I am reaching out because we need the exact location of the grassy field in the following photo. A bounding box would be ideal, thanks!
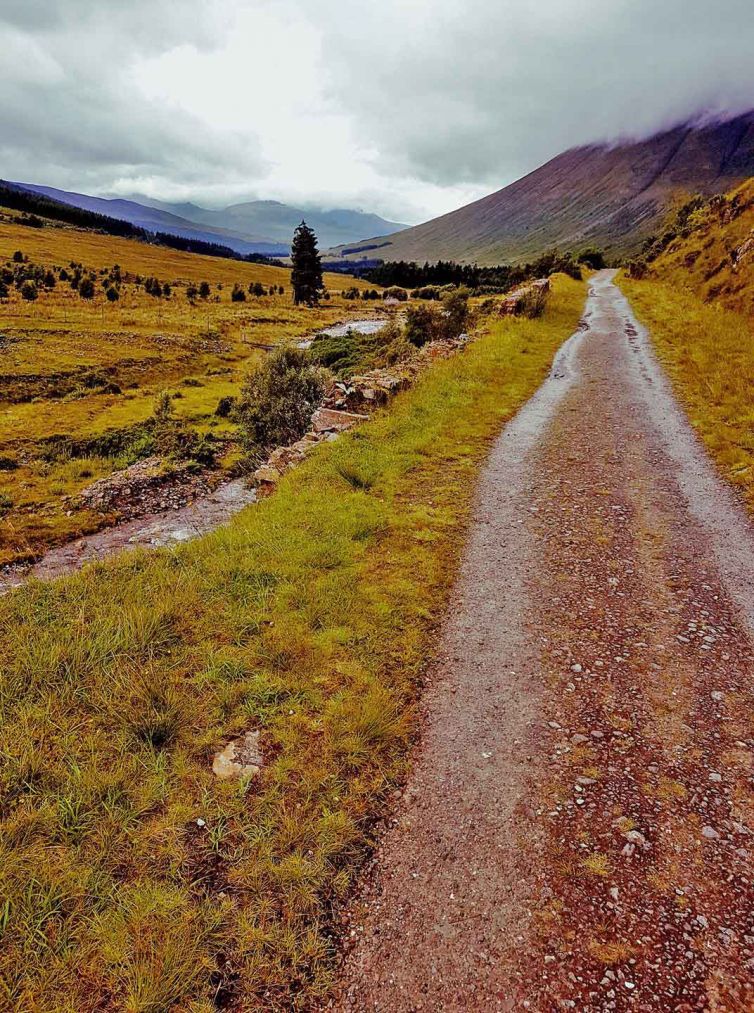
[0,212,381,565]
[0,275,586,1011]
[619,275,754,510]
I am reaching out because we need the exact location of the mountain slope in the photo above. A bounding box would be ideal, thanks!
[133,195,407,250]
[9,182,288,256]
[15,182,407,254]
[332,112,754,266]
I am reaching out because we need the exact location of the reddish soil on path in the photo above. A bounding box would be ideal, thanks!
[331,273,754,1011]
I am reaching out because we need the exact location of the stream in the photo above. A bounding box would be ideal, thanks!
[0,479,257,593]
[298,317,388,349]
[1,318,390,594]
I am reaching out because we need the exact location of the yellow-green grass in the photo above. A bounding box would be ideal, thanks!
[619,275,754,510]
[0,216,383,564]
[644,178,754,315]
[0,275,586,1011]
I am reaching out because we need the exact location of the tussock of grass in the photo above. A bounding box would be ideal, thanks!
[619,275,754,510]
[581,853,612,878]
[0,276,585,1010]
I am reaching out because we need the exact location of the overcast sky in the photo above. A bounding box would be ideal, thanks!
[2,0,754,223]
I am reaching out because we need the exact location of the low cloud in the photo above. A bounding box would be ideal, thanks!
[313,0,754,191]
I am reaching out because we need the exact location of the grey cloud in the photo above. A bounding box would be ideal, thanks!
[314,0,754,191]
[0,0,263,192]
[4,0,754,216]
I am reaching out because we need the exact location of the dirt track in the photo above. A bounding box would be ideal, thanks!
[332,272,754,1011]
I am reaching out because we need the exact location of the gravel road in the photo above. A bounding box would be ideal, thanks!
[332,272,754,1011]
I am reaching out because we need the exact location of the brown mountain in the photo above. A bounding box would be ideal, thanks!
[332,112,754,266]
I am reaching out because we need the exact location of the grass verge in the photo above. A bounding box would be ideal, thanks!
[619,275,754,510]
[0,275,585,1011]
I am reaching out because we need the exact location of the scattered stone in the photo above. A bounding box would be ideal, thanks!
[78,455,215,520]
[213,730,263,780]
[625,830,648,847]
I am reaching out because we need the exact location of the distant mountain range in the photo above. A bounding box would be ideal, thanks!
[330,112,754,266]
[7,182,408,256]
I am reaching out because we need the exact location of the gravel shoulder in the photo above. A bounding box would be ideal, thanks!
[331,271,754,1011]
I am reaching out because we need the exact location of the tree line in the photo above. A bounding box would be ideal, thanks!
[358,250,596,291]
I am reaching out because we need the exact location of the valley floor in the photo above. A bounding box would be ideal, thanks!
[0,276,585,1010]
[333,273,754,1010]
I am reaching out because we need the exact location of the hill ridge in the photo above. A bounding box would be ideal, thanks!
[331,111,754,266]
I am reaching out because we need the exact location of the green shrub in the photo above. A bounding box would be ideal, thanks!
[379,334,417,366]
[215,395,237,418]
[236,347,327,463]
[441,287,470,337]
[577,248,606,270]
[404,304,439,347]
[79,278,95,299]
[20,280,38,301]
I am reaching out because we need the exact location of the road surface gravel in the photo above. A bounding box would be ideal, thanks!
[331,272,754,1011]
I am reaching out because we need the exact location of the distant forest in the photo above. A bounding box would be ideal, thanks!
[0,182,283,266]
[327,249,590,291]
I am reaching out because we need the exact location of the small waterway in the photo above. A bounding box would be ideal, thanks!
[1,318,389,593]
[298,317,388,349]
[0,478,257,593]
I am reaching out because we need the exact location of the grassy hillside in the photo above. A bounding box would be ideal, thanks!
[620,275,754,512]
[618,177,754,512]
[0,211,378,566]
[331,112,754,266]
[635,178,754,315]
[0,275,586,1012]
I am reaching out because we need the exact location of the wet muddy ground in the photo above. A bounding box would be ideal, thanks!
[0,478,256,592]
[332,272,754,1011]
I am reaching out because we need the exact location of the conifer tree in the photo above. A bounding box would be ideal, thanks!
[290,221,323,306]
